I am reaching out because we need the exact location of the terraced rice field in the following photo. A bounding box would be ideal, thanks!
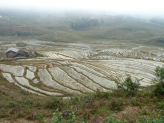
[0,41,163,97]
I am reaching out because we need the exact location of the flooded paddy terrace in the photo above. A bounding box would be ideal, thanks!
[0,40,164,97]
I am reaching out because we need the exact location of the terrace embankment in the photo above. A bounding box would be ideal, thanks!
[0,41,163,97]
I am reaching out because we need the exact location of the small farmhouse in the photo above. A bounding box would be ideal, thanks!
[5,48,28,59]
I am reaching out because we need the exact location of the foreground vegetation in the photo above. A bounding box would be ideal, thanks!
[0,66,164,123]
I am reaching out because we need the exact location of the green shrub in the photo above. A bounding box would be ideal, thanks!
[137,116,164,123]
[0,74,6,81]
[153,82,164,97]
[37,113,44,121]
[22,99,34,105]
[117,76,141,97]
[94,89,110,99]
[154,66,164,81]
[108,98,124,111]
[131,97,140,106]
[33,100,43,108]
[83,93,95,108]
[44,97,64,110]
[51,108,77,123]
[153,66,164,97]
[8,100,18,108]
[156,37,164,43]
[105,114,128,123]
[156,100,164,109]
[70,96,80,105]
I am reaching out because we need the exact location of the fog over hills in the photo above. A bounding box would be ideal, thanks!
[0,0,164,17]
[0,7,164,47]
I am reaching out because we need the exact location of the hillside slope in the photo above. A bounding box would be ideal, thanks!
[0,10,164,46]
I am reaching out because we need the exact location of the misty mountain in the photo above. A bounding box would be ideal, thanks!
[0,9,164,46]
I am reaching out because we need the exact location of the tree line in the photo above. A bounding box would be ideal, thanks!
[156,37,164,43]
[70,18,103,30]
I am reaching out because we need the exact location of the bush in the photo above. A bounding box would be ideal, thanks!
[156,37,164,43]
[137,116,164,123]
[94,89,110,99]
[22,99,33,105]
[154,66,164,81]
[44,97,64,110]
[156,100,164,109]
[105,114,128,123]
[153,66,164,97]
[8,101,18,108]
[117,76,141,97]
[51,109,77,123]
[0,74,6,81]
[108,98,124,111]
[70,96,80,105]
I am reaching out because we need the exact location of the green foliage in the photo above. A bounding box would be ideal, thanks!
[137,116,164,123]
[153,66,164,97]
[119,28,132,31]
[37,113,44,121]
[33,100,43,108]
[83,93,95,108]
[105,114,128,123]
[117,76,141,97]
[131,97,139,106]
[70,18,101,30]
[70,96,80,105]
[156,100,164,109]
[140,109,150,115]
[150,18,164,25]
[22,99,33,105]
[0,89,6,96]
[108,98,124,111]
[44,97,64,110]
[0,74,6,81]
[20,89,29,95]
[8,100,18,108]
[51,108,77,123]
[16,31,33,36]
[156,37,164,43]
[155,66,164,81]
[153,82,164,97]
[94,89,110,99]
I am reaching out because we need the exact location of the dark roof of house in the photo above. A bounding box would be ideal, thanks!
[5,48,19,53]
[12,50,28,58]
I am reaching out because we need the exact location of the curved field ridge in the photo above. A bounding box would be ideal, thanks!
[2,73,16,83]
[71,66,117,89]
[15,77,63,96]
[60,66,106,91]
[42,52,73,59]
[1,54,163,96]
[49,67,93,93]
[2,73,44,96]
[2,41,164,97]
[38,69,82,95]
[23,65,37,72]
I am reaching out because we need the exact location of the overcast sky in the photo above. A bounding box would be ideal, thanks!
[0,0,164,16]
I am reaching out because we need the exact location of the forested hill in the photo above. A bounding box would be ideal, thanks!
[1,9,164,46]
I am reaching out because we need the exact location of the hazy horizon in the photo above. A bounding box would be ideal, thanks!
[0,0,164,17]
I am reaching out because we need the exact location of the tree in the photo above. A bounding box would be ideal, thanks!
[156,37,164,43]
